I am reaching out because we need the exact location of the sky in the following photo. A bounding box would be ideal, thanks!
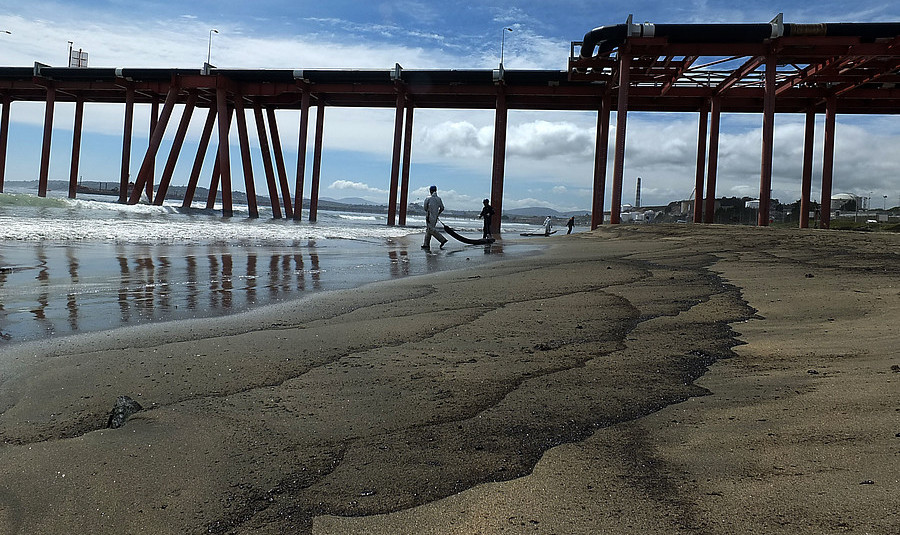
[1,1,899,213]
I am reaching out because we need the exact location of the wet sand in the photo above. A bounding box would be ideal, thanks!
[1,224,897,534]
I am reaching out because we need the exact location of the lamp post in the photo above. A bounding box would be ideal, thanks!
[500,27,513,67]
[207,29,219,66]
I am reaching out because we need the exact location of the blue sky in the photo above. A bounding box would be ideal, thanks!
[1,1,900,211]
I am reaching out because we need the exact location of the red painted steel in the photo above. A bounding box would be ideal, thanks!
[489,89,508,236]
[610,52,630,225]
[693,104,708,224]
[387,89,405,226]
[757,54,776,226]
[704,97,721,223]
[252,100,282,218]
[183,106,217,208]
[155,91,198,205]
[398,102,414,226]
[821,96,837,229]
[591,94,611,229]
[68,96,84,199]
[233,93,260,218]
[215,85,233,217]
[38,84,55,197]
[293,89,310,219]
[147,98,159,203]
[206,154,220,210]
[119,85,134,203]
[309,103,325,222]
[129,86,178,204]
[266,106,294,219]
[0,93,9,192]
[799,108,816,228]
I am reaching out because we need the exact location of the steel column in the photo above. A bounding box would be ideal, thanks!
[206,154,221,210]
[266,106,293,219]
[147,98,159,202]
[489,88,508,236]
[704,97,721,223]
[119,85,134,203]
[799,107,816,228]
[233,94,260,218]
[129,86,178,204]
[216,84,233,217]
[610,51,630,225]
[309,102,325,222]
[693,103,709,223]
[398,102,414,226]
[387,89,405,226]
[0,93,9,192]
[758,54,776,226]
[294,89,310,219]
[591,94,611,229]
[38,83,56,197]
[252,100,282,218]
[183,106,217,208]
[68,95,84,199]
[155,92,198,205]
[820,96,837,230]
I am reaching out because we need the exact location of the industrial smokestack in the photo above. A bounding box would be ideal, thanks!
[635,177,641,208]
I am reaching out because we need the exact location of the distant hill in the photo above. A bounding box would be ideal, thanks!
[320,196,382,206]
[505,207,589,218]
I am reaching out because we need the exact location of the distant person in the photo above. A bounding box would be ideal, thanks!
[542,216,552,236]
[422,185,448,250]
[478,198,495,239]
[566,216,575,234]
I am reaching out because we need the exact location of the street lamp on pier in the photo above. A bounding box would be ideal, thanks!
[500,27,513,67]
[207,28,218,66]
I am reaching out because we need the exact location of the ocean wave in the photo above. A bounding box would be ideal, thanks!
[0,192,71,208]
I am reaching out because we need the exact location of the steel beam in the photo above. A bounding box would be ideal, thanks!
[154,91,198,205]
[38,83,55,197]
[309,102,325,222]
[183,106,217,208]
[205,154,220,210]
[610,52,630,224]
[820,96,837,229]
[704,97,721,223]
[758,54,776,226]
[0,93,9,192]
[799,107,816,228]
[68,95,84,199]
[591,93,611,229]
[266,106,293,218]
[252,100,282,218]
[129,85,178,204]
[233,93,259,218]
[693,103,709,223]
[119,85,134,203]
[294,89,310,219]
[147,97,159,202]
[387,88,405,226]
[215,84,233,217]
[489,88,508,236]
[398,102,414,226]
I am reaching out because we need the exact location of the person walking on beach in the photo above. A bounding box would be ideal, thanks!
[566,216,575,234]
[542,216,552,236]
[422,185,448,250]
[478,198,495,239]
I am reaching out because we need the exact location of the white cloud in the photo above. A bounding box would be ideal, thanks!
[328,180,387,195]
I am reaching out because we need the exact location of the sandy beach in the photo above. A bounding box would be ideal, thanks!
[1,224,897,534]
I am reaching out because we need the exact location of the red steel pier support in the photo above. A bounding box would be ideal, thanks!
[38,83,55,197]
[387,87,405,226]
[591,94,611,229]
[398,102,414,226]
[0,93,9,192]
[704,97,722,223]
[68,95,84,199]
[758,53,776,226]
[693,103,709,223]
[129,86,178,204]
[233,93,260,218]
[147,97,159,203]
[252,100,282,218]
[489,87,508,236]
[155,91,198,205]
[820,96,837,229]
[266,106,294,219]
[294,89,311,219]
[119,85,134,203]
[183,106,217,208]
[799,108,816,228]
[215,83,234,217]
[309,101,325,222]
[610,50,630,224]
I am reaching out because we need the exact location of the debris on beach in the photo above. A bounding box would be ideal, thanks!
[106,395,144,429]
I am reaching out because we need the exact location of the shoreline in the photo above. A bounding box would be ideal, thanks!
[1,225,898,533]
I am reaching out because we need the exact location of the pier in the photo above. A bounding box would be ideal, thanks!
[1,16,898,230]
